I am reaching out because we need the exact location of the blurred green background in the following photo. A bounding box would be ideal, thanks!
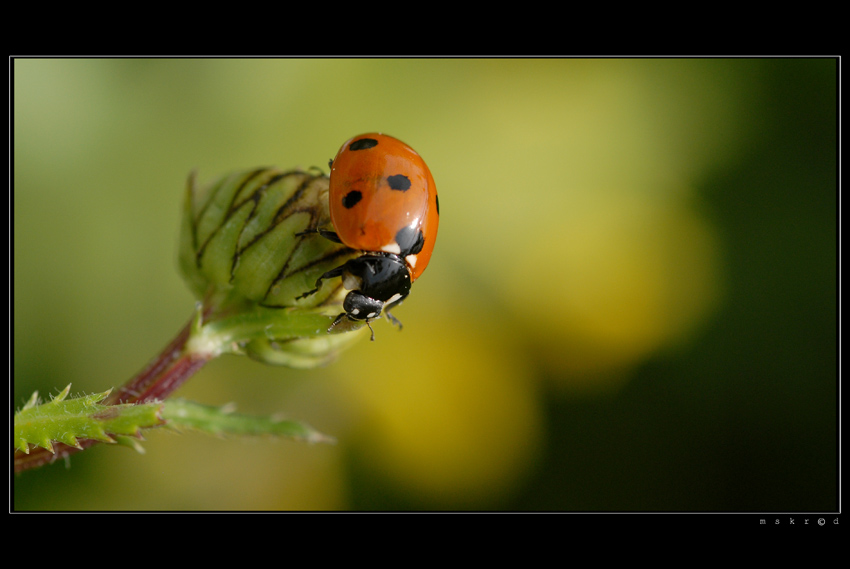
[13,58,836,511]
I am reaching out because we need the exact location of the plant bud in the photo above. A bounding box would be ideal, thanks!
[179,167,366,366]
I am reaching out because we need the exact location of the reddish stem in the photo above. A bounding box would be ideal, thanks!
[14,314,213,473]
[104,317,206,405]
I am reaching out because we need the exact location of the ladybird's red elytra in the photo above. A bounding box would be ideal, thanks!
[297,133,439,340]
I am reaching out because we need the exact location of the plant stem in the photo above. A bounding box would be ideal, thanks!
[103,317,209,405]
[14,312,214,473]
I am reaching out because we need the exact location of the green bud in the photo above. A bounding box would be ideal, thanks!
[179,168,367,366]
[181,168,354,306]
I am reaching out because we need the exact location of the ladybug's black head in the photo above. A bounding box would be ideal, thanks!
[326,292,382,341]
[343,291,384,322]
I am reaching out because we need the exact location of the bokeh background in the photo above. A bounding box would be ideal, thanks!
[13,58,837,511]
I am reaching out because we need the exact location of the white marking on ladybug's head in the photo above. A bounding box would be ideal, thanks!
[350,307,360,316]
[367,311,378,319]
[381,242,401,255]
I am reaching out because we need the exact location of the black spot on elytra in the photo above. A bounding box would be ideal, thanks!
[342,190,362,209]
[349,138,378,151]
[435,193,440,215]
[387,174,411,191]
[395,226,425,256]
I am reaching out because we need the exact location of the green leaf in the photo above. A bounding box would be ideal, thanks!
[162,399,335,444]
[14,385,165,454]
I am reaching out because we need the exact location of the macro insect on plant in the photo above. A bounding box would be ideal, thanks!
[298,133,440,340]
[14,133,439,472]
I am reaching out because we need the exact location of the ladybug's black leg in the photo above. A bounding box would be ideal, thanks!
[296,264,346,300]
[295,228,343,243]
[384,311,403,330]
[383,297,405,331]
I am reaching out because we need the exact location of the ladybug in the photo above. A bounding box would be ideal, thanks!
[298,133,439,340]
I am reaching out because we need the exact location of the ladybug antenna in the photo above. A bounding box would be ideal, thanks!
[366,319,376,341]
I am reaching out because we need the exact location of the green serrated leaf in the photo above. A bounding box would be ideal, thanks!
[14,384,165,454]
[162,399,335,444]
